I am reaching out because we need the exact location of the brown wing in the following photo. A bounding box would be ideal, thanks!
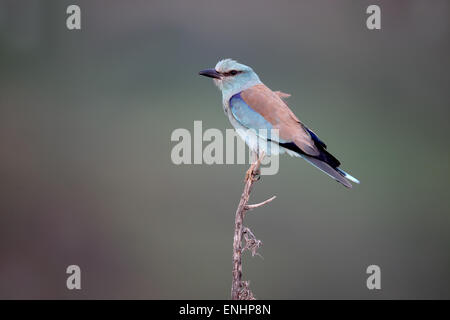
[240,84,320,156]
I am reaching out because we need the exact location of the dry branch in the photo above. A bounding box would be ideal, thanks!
[231,153,275,300]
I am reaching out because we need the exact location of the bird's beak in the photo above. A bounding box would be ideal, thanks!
[198,69,222,79]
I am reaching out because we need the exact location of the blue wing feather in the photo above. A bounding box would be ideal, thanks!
[305,128,327,149]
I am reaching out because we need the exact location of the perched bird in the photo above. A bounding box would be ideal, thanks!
[199,59,360,188]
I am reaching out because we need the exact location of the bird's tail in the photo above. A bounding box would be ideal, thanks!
[336,168,360,184]
[300,154,359,188]
[280,145,360,188]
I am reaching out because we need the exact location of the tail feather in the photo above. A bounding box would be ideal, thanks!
[336,168,360,184]
[279,143,359,188]
[300,154,353,188]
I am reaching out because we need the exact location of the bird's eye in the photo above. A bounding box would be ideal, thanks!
[230,70,238,76]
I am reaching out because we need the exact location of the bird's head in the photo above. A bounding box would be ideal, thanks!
[199,59,261,95]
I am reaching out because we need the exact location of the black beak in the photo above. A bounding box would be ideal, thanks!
[199,69,222,79]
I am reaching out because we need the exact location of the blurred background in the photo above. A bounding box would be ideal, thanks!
[0,0,449,299]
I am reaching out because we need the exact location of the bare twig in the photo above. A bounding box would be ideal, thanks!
[231,152,275,300]
[245,196,277,212]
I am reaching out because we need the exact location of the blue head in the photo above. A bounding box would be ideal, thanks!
[199,59,262,98]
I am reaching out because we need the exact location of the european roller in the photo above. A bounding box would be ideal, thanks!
[199,59,360,188]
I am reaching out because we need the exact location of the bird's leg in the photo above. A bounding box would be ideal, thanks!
[245,151,263,182]
[245,164,256,182]
[245,151,256,182]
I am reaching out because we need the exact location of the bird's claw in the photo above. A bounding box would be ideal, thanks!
[245,165,261,182]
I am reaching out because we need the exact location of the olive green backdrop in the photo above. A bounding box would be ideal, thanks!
[0,0,449,299]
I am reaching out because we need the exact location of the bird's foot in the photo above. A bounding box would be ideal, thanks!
[245,164,261,182]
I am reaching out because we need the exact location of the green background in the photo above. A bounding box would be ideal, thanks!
[0,0,449,299]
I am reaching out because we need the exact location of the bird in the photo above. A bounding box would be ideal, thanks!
[198,59,360,188]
